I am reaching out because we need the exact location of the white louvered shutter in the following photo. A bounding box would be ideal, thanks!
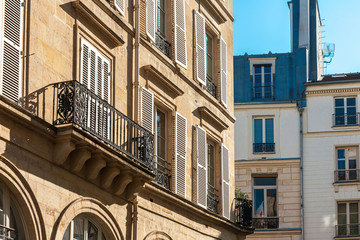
[175,112,187,197]
[174,0,187,68]
[0,0,24,103]
[114,0,125,16]
[141,87,154,133]
[222,144,230,219]
[196,125,207,208]
[79,39,111,138]
[220,37,227,107]
[194,10,206,85]
[146,0,156,42]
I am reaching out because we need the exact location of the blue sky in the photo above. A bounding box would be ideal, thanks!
[233,0,360,74]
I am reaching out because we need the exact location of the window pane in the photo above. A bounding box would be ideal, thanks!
[73,218,84,240]
[254,189,264,217]
[254,177,276,186]
[335,98,344,107]
[254,75,262,86]
[349,160,357,169]
[350,203,358,213]
[335,108,345,115]
[349,148,357,158]
[338,214,346,225]
[347,98,356,106]
[264,73,271,86]
[88,221,98,240]
[265,118,274,143]
[254,119,263,143]
[207,143,215,187]
[0,184,3,226]
[62,224,71,240]
[264,66,271,73]
[347,107,356,115]
[338,160,345,170]
[338,149,345,159]
[267,189,277,217]
[10,199,25,240]
[338,203,347,214]
[254,66,261,74]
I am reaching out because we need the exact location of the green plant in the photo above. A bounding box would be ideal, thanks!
[235,188,249,199]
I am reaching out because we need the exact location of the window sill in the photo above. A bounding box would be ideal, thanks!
[333,181,360,192]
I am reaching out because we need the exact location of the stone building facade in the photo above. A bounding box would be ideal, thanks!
[0,0,252,239]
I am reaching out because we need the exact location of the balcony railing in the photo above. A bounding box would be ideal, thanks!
[252,217,279,229]
[253,143,275,153]
[252,86,274,100]
[335,169,360,183]
[154,157,171,190]
[0,225,16,240]
[53,80,154,170]
[333,113,360,127]
[206,78,217,98]
[207,184,219,213]
[155,32,171,58]
[234,198,253,227]
[336,224,360,237]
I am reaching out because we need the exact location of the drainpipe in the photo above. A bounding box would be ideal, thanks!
[132,197,138,240]
[134,0,140,123]
[297,104,304,240]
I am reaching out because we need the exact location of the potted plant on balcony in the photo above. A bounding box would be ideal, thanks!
[235,188,253,227]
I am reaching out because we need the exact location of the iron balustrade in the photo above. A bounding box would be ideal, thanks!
[207,184,219,213]
[252,217,279,229]
[154,157,171,190]
[334,169,360,182]
[253,143,275,153]
[53,80,154,170]
[0,225,16,240]
[234,198,253,227]
[333,113,360,126]
[206,78,217,98]
[336,224,360,237]
[155,32,171,58]
[252,86,274,100]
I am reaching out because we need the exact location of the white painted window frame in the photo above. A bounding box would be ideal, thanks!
[252,177,277,218]
[253,117,274,144]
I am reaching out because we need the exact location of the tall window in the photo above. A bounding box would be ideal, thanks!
[63,216,107,240]
[253,64,273,99]
[207,141,217,212]
[336,147,358,182]
[253,177,278,229]
[154,107,170,189]
[253,117,274,153]
[334,97,357,126]
[337,202,359,237]
[0,183,26,240]
[156,0,165,37]
[205,33,216,98]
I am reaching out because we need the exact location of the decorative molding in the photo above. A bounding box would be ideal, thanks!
[199,0,227,24]
[198,106,229,131]
[72,0,125,47]
[306,88,360,95]
[144,65,184,97]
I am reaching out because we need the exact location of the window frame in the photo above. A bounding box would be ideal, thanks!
[252,177,278,218]
[337,202,360,237]
[336,147,359,182]
[156,0,166,37]
[252,64,273,99]
[334,97,357,126]
[205,32,214,84]
[154,106,168,167]
[63,216,107,240]
[253,116,275,153]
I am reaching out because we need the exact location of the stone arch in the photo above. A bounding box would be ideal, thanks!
[51,197,124,240]
[144,231,173,240]
[0,156,46,239]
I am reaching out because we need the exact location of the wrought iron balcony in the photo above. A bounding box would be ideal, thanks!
[234,198,253,227]
[253,143,275,153]
[252,217,279,229]
[207,184,219,213]
[206,78,217,98]
[333,113,360,127]
[252,86,274,100]
[53,80,154,170]
[334,169,360,183]
[155,32,171,58]
[336,224,360,237]
[0,225,16,240]
[154,157,171,190]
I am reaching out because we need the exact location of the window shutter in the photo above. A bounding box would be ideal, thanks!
[194,10,206,85]
[0,0,24,103]
[175,112,187,197]
[174,0,187,68]
[222,144,230,219]
[220,37,227,107]
[140,87,154,133]
[146,0,156,42]
[196,125,207,208]
[114,0,125,16]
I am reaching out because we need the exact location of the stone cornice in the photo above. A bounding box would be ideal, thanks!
[306,88,360,96]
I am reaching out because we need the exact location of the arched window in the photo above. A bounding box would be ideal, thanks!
[63,216,107,240]
[0,183,26,240]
